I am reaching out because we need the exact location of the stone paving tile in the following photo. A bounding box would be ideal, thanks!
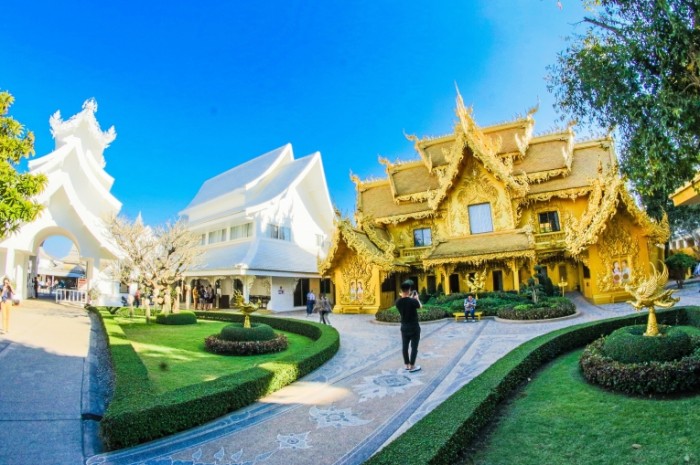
[88,285,700,465]
[0,300,90,465]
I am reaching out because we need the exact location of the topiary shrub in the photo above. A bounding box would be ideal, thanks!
[205,322,287,355]
[602,325,694,364]
[205,333,288,355]
[219,322,276,341]
[497,297,575,320]
[580,336,700,396]
[155,311,197,325]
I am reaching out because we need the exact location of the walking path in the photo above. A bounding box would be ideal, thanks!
[2,286,700,465]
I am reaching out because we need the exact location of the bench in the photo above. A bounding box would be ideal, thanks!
[453,311,483,321]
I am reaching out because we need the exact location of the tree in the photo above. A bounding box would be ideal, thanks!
[548,0,700,228]
[0,91,47,238]
[108,215,202,315]
[665,252,696,288]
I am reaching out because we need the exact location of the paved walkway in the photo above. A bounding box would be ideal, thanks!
[2,287,700,465]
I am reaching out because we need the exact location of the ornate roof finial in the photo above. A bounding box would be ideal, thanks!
[403,130,419,144]
[349,171,362,187]
[82,98,98,113]
[526,99,540,118]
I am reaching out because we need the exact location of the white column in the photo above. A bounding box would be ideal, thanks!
[4,248,15,280]
[14,251,27,300]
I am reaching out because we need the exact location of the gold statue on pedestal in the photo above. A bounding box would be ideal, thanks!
[466,270,487,298]
[232,290,260,328]
[624,263,679,336]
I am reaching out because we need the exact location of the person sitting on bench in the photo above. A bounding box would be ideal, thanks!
[464,294,477,321]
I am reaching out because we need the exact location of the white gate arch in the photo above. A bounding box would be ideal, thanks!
[0,99,123,304]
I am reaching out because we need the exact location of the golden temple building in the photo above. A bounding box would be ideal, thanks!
[319,94,669,312]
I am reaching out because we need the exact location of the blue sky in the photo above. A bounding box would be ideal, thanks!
[2,1,588,255]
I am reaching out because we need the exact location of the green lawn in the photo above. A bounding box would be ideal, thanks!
[468,341,700,465]
[115,316,314,393]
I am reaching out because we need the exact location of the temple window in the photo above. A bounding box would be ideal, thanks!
[468,203,493,234]
[267,224,291,241]
[413,228,432,247]
[230,223,252,240]
[538,211,561,233]
[200,234,206,245]
[208,228,227,244]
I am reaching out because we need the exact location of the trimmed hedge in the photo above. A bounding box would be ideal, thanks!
[378,293,576,322]
[219,322,276,341]
[375,305,448,323]
[155,311,198,325]
[496,297,576,320]
[93,308,339,450]
[580,337,700,395]
[602,325,694,363]
[365,307,700,465]
[205,333,288,355]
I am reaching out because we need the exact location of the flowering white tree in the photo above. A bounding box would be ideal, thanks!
[107,215,201,315]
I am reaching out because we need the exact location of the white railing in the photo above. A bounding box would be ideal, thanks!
[55,289,87,305]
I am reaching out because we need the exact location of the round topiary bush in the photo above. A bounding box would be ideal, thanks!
[204,333,288,355]
[155,311,198,325]
[602,325,694,364]
[204,322,288,355]
[580,326,700,396]
[219,323,276,341]
[496,297,575,320]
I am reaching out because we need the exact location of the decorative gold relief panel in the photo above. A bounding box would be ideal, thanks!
[339,255,377,305]
[595,218,641,292]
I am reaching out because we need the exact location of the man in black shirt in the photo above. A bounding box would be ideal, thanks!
[396,279,422,372]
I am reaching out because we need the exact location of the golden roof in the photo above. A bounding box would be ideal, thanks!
[526,142,614,198]
[419,137,454,169]
[389,162,441,199]
[513,133,572,176]
[423,229,535,267]
[358,182,432,223]
[483,119,534,156]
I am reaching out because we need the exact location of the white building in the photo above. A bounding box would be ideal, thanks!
[180,143,334,312]
[0,99,122,303]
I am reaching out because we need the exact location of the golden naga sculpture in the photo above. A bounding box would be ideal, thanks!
[466,270,487,298]
[624,263,679,337]
[232,290,260,329]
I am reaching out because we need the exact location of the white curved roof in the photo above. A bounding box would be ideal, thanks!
[183,143,292,211]
[189,237,318,276]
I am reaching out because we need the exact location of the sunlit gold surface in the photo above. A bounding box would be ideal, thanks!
[231,290,259,329]
[625,263,679,336]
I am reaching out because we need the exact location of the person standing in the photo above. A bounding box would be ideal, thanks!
[396,279,422,372]
[306,290,316,317]
[319,294,332,325]
[1,277,14,333]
